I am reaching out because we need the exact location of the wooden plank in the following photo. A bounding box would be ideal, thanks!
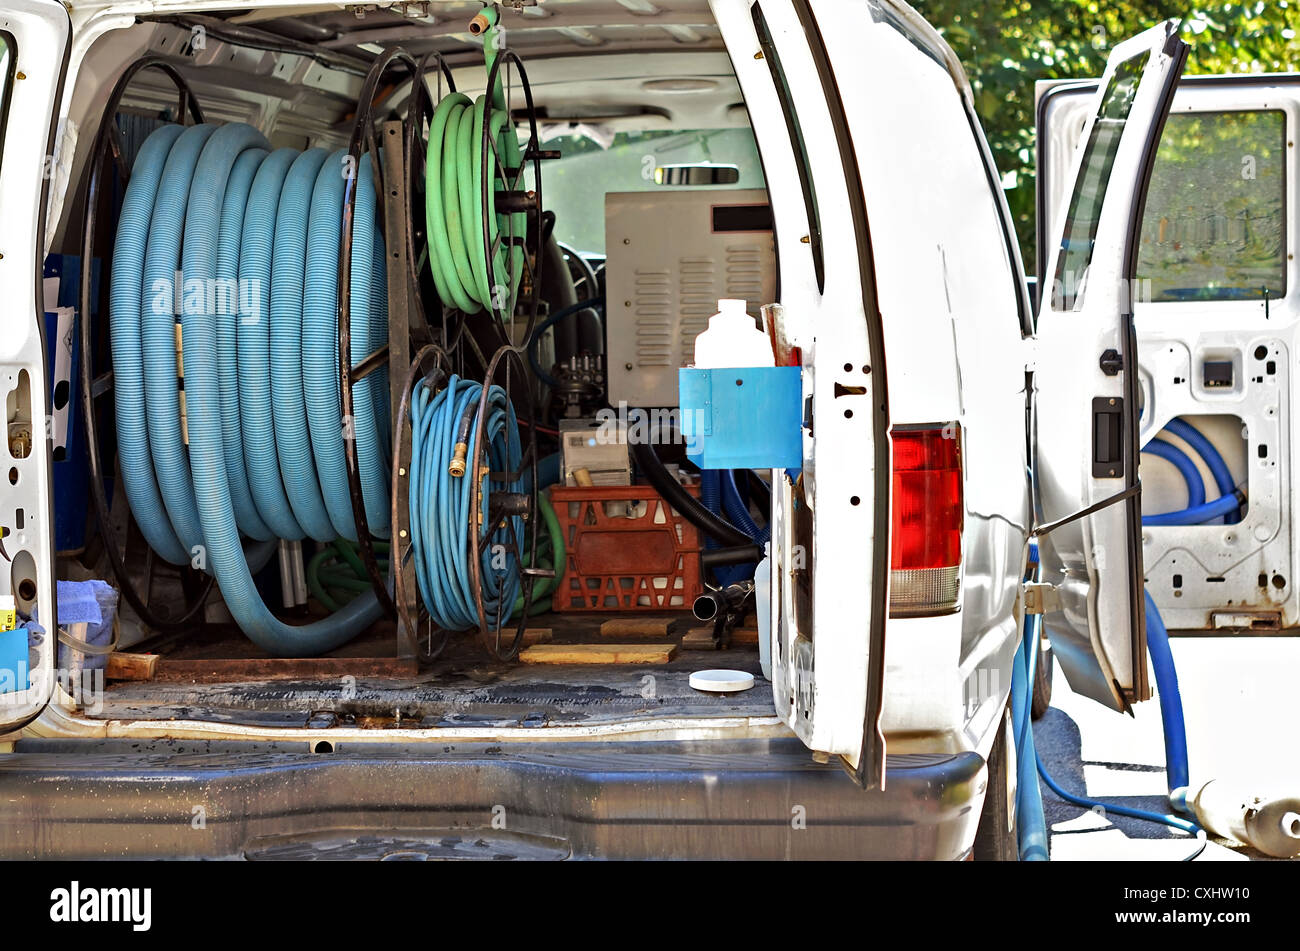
[682,625,758,649]
[681,626,717,650]
[599,617,674,638]
[519,643,677,665]
[105,652,159,682]
[519,627,554,646]
[153,657,419,683]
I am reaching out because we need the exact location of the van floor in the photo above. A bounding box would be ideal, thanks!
[90,613,773,728]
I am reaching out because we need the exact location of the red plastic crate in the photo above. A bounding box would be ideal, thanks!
[550,484,703,612]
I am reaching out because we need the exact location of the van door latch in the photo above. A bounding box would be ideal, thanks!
[1020,582,1060,616]
[1099,349,1123,376]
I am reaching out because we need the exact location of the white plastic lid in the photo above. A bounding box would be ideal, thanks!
[689,669,756,693]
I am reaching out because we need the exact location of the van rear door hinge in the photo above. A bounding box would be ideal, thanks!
[1020,582,1060,616]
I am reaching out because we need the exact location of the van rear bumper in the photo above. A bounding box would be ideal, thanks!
[0,737,985,859]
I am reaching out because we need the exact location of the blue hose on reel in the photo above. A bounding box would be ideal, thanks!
[110,122,391,655]
[407,373,524,631]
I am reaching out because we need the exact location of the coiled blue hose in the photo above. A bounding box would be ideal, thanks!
[408,374,524,630]
[110,122,391,655]
[1141,418,1242,525]
[1142,439,1205,510]
[1165,417,1239,524]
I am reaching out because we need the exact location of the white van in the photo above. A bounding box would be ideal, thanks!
[0,0,1186,859]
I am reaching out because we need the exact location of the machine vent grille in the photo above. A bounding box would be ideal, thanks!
[633,269,672,367]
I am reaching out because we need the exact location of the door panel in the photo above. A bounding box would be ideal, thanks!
[711,0,889,786]
[1033,23,1188,710]
[0,0,71,731]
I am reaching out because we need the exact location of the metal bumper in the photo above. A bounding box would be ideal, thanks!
[0,737,986,859]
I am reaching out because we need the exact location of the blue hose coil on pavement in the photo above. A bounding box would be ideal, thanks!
[109,122,391,655]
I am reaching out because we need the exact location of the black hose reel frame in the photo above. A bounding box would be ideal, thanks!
[468,344,542,661]
[77,57,213,632]
[389,343,456,660]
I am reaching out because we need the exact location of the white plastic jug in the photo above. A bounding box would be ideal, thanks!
[756,541,772,681]
[693,299,775,369]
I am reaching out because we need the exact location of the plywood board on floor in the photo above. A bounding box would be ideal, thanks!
[519,643,677,664]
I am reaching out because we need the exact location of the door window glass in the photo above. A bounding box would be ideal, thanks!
[1051,52,1150,310]
[1137,110,1286,302]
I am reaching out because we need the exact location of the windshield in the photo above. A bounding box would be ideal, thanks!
[536,127,765,254]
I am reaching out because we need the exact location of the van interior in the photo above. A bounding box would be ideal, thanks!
[24,0,795,730]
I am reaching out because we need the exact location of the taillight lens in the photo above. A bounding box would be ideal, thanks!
[890,425,963,616]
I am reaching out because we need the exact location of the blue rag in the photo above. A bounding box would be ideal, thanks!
[33,580,118,672]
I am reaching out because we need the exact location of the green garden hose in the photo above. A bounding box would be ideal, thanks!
[307,540,390,613]
[511,488,564,618]
[425,4,526,317]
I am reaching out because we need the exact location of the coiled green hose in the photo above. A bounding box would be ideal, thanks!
[425,3,526,317]
[110,122,390,655]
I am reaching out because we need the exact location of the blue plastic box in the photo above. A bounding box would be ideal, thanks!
[678,365,803,470]
[0,626,29,695]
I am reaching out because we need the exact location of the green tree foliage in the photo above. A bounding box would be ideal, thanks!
[912,0,1300,275]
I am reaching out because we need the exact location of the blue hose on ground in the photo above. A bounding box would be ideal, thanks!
[1145,589,1192,810]
[1014,545,1200,860]
[110,122,390,654]
[1011,600,1049,860]
[408,374,524,630]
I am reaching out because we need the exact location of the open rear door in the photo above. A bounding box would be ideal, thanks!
[711,0,891,787]
[0,0,70,731]
[1033,23,1188,710]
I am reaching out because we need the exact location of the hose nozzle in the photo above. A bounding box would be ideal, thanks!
[469,5,497,35]
[449,442,469,478]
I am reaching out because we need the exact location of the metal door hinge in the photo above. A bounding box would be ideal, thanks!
[1020,582,1060,616]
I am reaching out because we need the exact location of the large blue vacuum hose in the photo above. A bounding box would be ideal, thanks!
[110,122,391,655]
[1145,589,1191,809]
[1011,601,1049,860]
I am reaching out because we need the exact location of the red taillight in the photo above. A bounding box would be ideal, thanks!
[890,425,963,616]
